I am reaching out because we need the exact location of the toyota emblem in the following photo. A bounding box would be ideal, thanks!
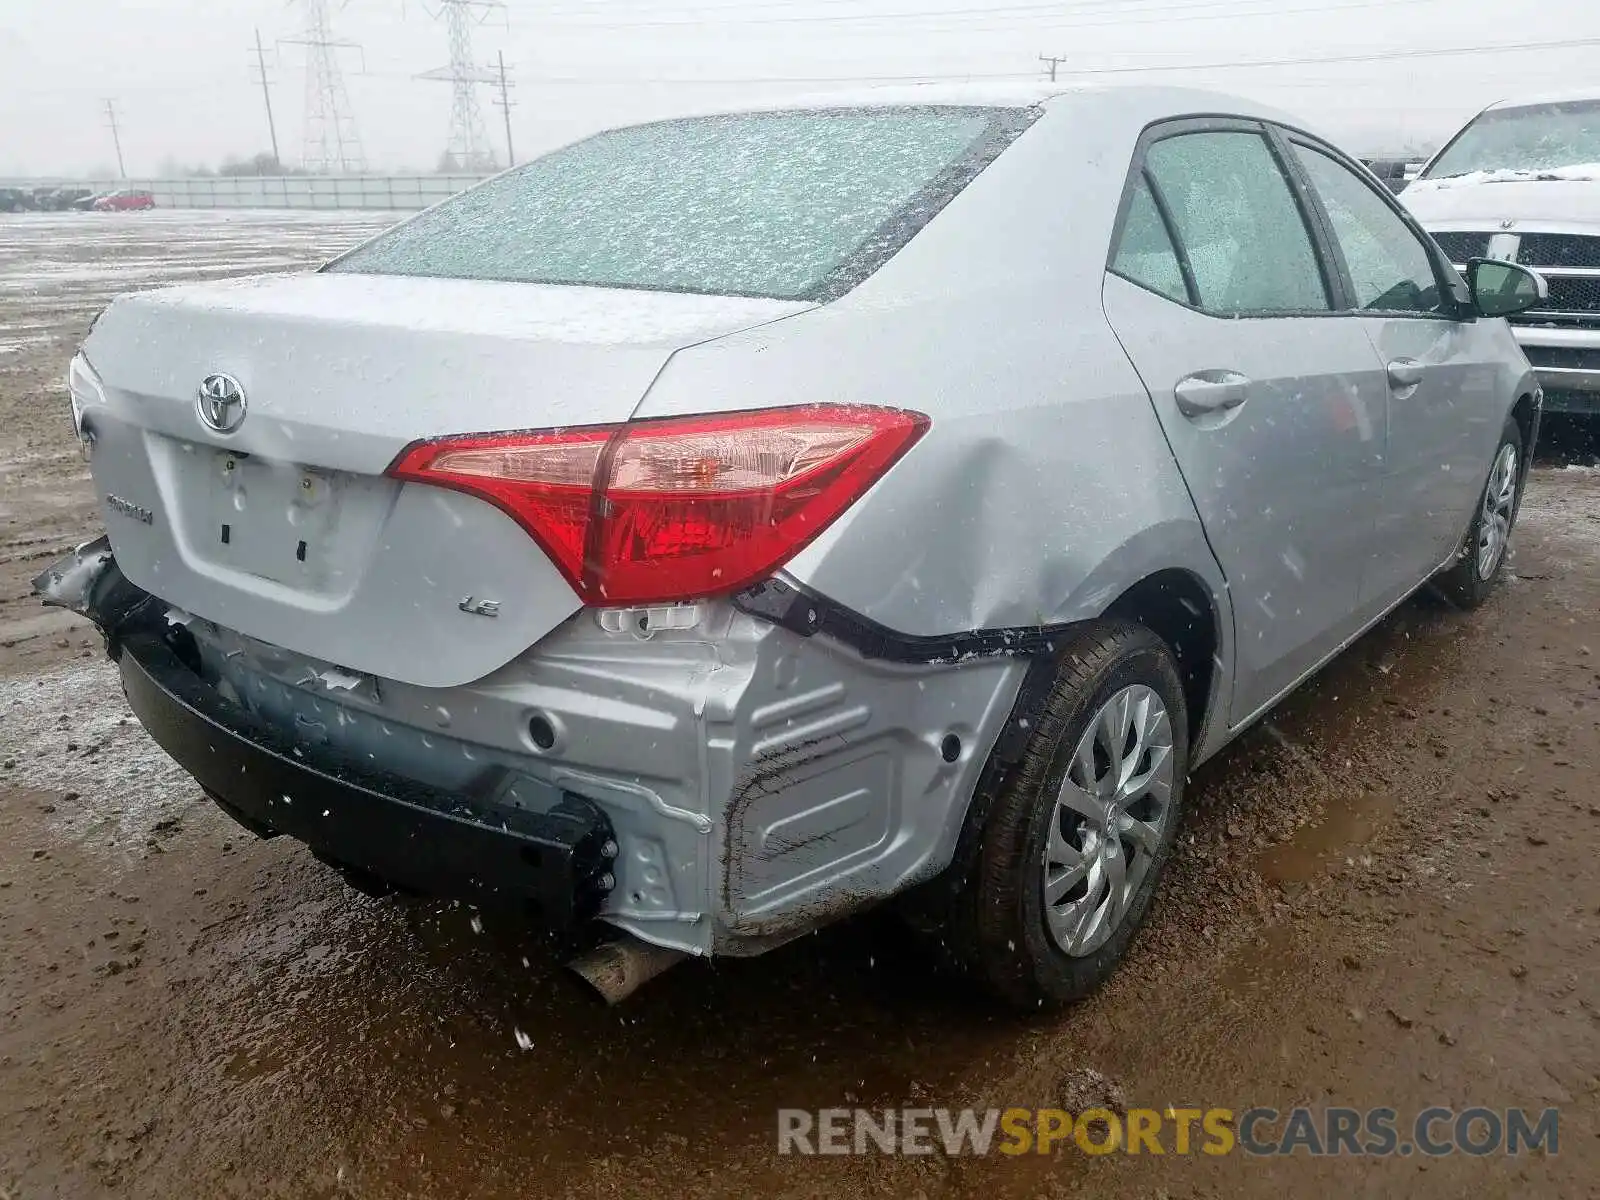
[197,373,247,433]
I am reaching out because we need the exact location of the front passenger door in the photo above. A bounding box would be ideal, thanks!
[1284,138,1504,608]
[1101,122,1391,726]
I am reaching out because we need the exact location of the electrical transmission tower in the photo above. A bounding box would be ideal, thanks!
[419,0,503,173]
[285,0,366,174]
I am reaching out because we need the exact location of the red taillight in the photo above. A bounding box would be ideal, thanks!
[387,405,929,606]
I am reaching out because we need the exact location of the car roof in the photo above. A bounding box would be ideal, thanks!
[635,80,1311,135]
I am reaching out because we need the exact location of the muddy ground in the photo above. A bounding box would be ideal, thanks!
[1,211,1598,1199]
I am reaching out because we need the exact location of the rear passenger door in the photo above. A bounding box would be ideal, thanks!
[1100,120,1392,727]
[1280,134,1504,609]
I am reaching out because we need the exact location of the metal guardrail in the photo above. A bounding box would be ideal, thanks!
[0,174,493,211]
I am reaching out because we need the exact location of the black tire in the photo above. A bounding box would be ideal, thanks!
[1434,416,1525,609]
[951,620,1189,1010]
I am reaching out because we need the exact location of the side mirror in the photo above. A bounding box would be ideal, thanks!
[1466,258,1548,318]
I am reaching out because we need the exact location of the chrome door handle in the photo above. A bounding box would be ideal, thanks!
[1174,371,1251,418]
[1387,358,1425,390]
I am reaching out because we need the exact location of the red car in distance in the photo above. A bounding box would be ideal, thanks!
[92,189,155,212]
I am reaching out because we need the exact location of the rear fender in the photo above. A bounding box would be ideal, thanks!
[1055,521,1236,764]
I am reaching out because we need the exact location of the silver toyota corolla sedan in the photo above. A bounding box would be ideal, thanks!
[38,84,1545,1007]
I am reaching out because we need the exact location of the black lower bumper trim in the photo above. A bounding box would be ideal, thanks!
[116,630,616,925]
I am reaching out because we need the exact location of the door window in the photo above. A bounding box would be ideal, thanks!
[1142,131,1330,315]
[1110,177,1189,303]
[1291,143,1447,315]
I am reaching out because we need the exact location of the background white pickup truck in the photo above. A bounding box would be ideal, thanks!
[1404,89,1600,418]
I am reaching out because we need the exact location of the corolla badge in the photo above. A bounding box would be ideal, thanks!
[196,373,247,433]
[105,494,154,525]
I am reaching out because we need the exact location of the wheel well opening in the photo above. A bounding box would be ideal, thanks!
[1106,570,1218,747]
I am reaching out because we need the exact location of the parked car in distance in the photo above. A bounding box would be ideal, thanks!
[1404,89,1600,417]
[70,191,105,211]
[0,187,34,212]
[37,187,93,211]
[38,84,1545,1009]
[1361,158,1411,193]
[92,189,154,212]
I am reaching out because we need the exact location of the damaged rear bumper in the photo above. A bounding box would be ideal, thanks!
[37,538,618,928]
[37,539,1028,957]
[117,631,618,923]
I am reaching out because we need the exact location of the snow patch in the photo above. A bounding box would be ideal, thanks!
[0,333,56,355]
[0,259,310,292]
[1520,479,1600,557]
[1408,163,1600,192]
[0,659,198,849]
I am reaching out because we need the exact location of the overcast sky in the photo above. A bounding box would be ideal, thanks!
[1,0,1596,177]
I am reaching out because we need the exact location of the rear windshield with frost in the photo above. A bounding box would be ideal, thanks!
[325,106,1039,302]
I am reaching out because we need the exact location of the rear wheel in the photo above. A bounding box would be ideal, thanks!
[1435,417,1524,609]
[952,621,1189,1010]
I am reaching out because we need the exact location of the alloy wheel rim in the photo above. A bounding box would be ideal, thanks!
[1476,443,1518,581]
[1042,683,1175,958]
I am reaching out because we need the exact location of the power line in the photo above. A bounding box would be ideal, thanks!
[102,98,126,178]
[251,28,282,165]
[1070,35,1600,76]
[109,51,1582,101]
[270,28,1600,90]
[533,0,1317,19]
[515,0,1458,44]
[527,0,1447,29]
[492,34,1600,85]
[534,0,979,14]
[1039,53,1067,82]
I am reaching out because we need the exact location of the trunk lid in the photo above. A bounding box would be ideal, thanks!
[81,272,811,687]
